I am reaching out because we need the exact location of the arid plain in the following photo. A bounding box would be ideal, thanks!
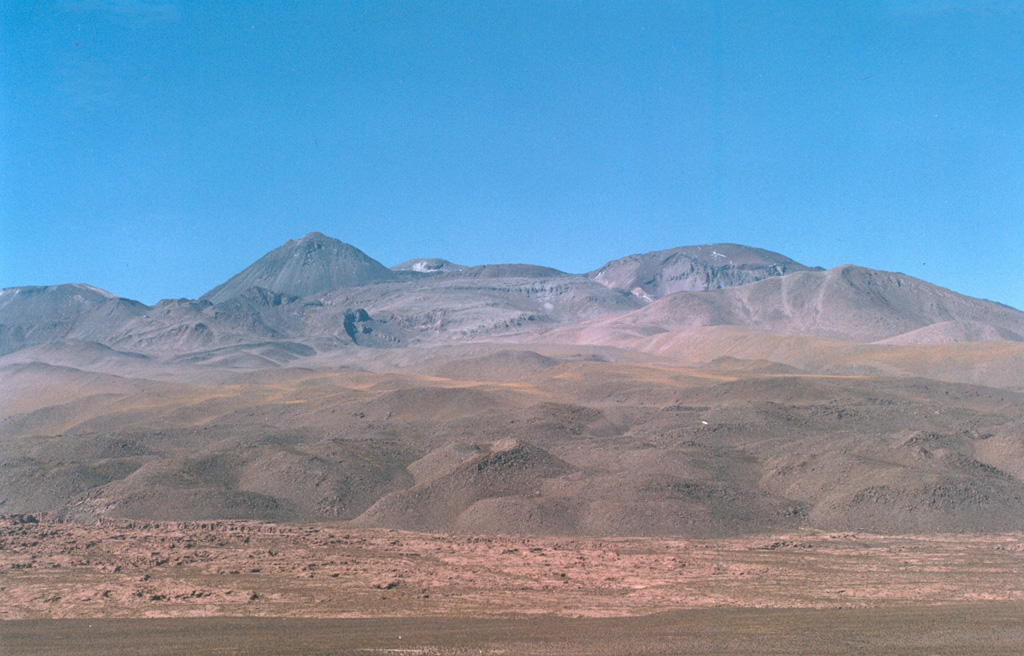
[3,234,1024,653]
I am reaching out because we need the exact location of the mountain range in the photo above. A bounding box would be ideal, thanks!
[3,232,1024,536]
[2,231,1021,363]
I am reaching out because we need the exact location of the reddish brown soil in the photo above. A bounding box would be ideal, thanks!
[4,515,1024,621]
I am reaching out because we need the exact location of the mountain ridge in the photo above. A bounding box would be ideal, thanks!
[5,233,1024,537]
[3,234,1023,360]
[587,263,1024,343]
[588,243,820,300]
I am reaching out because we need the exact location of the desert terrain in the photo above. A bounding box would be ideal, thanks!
[3,234,1024,653]
[3,515,1024,654]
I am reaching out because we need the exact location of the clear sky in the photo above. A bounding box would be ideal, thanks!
[2,1,1022,308]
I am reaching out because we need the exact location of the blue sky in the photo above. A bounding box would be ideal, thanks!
[2,1,1022,308]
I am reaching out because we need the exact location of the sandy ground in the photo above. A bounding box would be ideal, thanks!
[5,605,1024,656]
[3,515,1024,617]
[4,515,1024,654]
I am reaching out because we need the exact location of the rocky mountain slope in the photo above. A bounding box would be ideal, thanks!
[589,243,819,300]
[4,350,1024,535]
[0,284,149,357]
[4,234,1022,363]
[4,233,1024,537]
[564,264,1024,344]
[201,232,397,304]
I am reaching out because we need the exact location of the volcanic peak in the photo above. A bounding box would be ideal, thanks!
[200,233,397,304]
